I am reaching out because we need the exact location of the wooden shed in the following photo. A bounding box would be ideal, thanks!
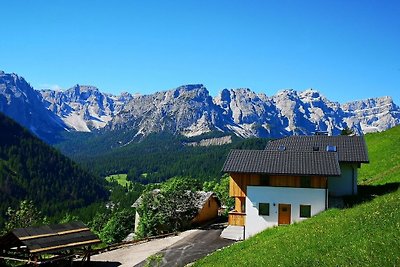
[192,191,221,224]
[0,221,101,265]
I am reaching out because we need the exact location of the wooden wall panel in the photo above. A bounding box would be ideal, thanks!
[234,197,244,212]
[192,197,220,224]
[228,213,245,226]
[270,175,300,187]
[229,173,260,197]
[311,176,327,188]
[229,173,326,196]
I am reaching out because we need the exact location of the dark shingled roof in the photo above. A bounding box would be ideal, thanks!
[222,150,341,176]
[265,135,369,163]
[0,221,101,255]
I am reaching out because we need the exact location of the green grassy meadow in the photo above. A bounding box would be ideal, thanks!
[359,125,400,185]
[195,126,400,266]
[105,173,132,188]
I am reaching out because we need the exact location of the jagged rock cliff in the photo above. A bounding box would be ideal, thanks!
[0,71,66,140]
[1,71,399,142]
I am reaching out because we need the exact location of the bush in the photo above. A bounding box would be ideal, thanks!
[99,209,135,244]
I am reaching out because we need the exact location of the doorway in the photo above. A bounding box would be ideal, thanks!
[278,203,291,225]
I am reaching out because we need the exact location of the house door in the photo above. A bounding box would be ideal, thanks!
[278,204,291,225]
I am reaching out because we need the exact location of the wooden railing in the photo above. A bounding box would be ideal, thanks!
[228,211,246,226]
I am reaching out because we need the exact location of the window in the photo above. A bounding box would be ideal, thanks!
[326,145,337,152]
[278,145,286,151]
[239,197,246,213]
[259,203,270,216]
[260,175,270,186]
[300,205,311,218]
[300,176,311,188]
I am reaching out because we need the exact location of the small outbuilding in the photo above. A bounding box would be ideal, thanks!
[192,191,221,225]
[0,221,101,265]
[132,190,221,233]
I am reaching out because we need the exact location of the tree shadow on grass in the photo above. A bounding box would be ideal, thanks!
[343,182,399,207]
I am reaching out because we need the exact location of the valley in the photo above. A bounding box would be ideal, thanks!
[0,70,399,265]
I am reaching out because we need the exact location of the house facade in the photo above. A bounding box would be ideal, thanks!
[223,135,369,239]
[267,135,369,196]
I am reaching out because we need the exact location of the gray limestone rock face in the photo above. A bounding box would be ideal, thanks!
[1,70,399,141]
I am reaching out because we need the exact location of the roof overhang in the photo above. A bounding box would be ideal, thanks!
[223,150,341,176]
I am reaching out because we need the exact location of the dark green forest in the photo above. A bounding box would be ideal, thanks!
[55,131,270,183]
[0,111,269,241]
[0,112,108,228]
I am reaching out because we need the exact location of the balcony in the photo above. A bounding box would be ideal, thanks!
[228,211,246,226]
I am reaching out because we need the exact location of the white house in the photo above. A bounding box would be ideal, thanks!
[222,135,369,239]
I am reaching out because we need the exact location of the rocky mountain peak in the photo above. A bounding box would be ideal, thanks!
[343,96,396,111]
[299,88,322,100]
[342,96,400,133]
[176,84,204,91]
[40,84,131,132]
[0,72,66,141]
[1,70,399,142]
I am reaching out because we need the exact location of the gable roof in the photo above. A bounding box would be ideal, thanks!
[194,191,221,209]
[0,221,100,255]
[222,150,341,176]
[265,135,369,163]
[132,189,161,208]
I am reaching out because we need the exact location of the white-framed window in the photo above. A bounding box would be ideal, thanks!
[258,203,270,216]
[300,204,311,218]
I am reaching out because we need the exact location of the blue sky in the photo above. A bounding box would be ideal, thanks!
[1,0,399,104]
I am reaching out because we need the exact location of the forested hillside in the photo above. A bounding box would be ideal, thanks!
[56,131,269,183]
[0,112,108,228]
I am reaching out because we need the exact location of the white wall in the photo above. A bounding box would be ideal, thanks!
[134,211,140,233]
[328,163,358,196]
[245,186,327,239]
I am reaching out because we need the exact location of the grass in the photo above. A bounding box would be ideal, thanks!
[105,173,132,188]
[194,126,400,266]
[195,190,400,266]
[359,125,400,185]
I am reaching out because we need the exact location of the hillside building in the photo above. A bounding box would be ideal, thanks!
[222,135,369,239]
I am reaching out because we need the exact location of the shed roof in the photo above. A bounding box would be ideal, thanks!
[222,150,341,176]
[194,191,221,209]
[265,135,369,163]
[0,221,101,255]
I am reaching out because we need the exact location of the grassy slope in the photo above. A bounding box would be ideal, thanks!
[196,190,399,266]
[359,125,400,185]
[105,174,132,188]
[195,126,400,266]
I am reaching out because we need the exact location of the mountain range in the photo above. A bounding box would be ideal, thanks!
[1,70,399,143]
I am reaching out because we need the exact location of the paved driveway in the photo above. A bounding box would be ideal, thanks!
[88,224,235,267]
[135,225,235,267]
[89,230,197,267]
